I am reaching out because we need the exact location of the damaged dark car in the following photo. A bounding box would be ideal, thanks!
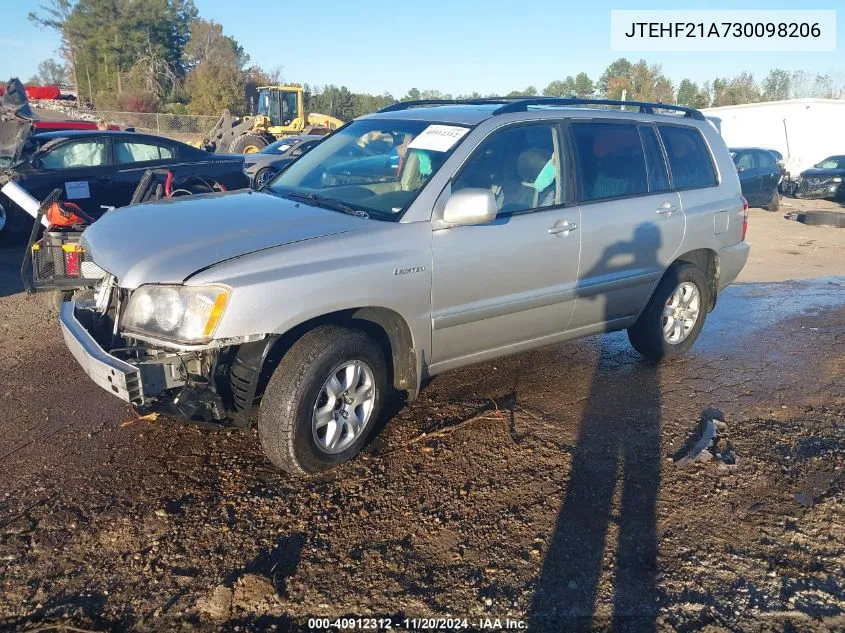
[796,155,845,200]
[0,129,249,241]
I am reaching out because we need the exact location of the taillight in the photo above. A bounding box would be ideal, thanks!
[741,197,749,241]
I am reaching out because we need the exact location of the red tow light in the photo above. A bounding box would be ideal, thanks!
[741,197,749,241]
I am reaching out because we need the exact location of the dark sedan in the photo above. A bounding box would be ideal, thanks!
[0,130,248,240]
[796,155,845,200]
[730,147,783,211]
[243,135,323,188]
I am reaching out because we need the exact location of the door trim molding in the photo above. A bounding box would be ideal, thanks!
[431,270,660,332]
[432,285,578,331]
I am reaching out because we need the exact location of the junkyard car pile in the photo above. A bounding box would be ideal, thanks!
[59,96,751,475]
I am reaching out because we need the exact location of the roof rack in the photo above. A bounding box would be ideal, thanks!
[378,97,705,120]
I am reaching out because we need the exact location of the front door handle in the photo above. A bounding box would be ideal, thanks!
[656,202,676,215]
[548,221,578,235]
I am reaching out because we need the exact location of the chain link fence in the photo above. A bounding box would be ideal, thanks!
[94,111,220,142]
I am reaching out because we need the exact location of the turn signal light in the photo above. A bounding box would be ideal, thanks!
[741,197,749,241]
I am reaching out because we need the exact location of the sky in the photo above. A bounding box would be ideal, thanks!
[2,0,842,97]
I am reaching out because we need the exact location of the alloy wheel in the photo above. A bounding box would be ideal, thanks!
[662,281,701,344]
[312,360,376,454]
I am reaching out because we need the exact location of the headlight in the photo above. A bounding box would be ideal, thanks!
[122,284,230,343]
[833,177,842,183]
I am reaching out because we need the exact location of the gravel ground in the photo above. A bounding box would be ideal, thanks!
[0,198,843,632]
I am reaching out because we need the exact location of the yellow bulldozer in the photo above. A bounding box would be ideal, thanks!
[202,85,343,154]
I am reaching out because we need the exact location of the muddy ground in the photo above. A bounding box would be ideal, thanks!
[0,200,843,632]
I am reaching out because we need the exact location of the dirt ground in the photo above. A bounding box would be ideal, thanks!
[0,198,843,632]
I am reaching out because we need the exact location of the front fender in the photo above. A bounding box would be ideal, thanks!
[189,220,434,368]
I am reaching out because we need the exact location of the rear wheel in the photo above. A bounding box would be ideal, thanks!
[230,133,270,154]
[258,325,387,475]
[628,262,710,361]
[764,188,780,212]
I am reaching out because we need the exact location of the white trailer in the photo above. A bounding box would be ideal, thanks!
[702,98,845,177]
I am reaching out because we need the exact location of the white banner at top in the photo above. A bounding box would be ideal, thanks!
[610,10,836,52]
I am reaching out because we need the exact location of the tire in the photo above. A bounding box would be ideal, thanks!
[800,211,845,228]
[229,133,270,154]
[253,167,276,190]
[764,189,780,212]
[628,262,710,361]
[258,325,387,475]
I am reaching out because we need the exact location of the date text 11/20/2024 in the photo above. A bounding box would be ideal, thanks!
[307,617,526,630]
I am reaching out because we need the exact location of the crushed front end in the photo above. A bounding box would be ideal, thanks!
[60,275,266,427]
[796,175,844,200]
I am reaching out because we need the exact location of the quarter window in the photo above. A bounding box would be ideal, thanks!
[40,140,107,170]
[452,124,563,215]
[572,122,648,201]
[658,126,717,189]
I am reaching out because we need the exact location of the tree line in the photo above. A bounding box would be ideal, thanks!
[28,1,844,120]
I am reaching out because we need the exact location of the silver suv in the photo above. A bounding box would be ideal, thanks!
[60,98,749,475]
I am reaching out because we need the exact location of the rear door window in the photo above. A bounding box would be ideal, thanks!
[732,151,755,172]
[638,125,670,193]
[658,125,718,189]
[571,122,647,201]
[756,150,776,170]
[114,141,174,164]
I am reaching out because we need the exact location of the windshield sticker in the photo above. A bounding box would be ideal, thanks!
[65,181,90,199]
[408,125,469,152]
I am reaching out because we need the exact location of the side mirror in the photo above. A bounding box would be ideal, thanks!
[735,165,744,173]
[443,188,497,226]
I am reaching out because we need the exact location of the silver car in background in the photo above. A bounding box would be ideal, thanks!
[242,134,324,188]
[60,97,749,475]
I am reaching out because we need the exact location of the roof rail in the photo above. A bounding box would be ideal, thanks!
[492,97,705,119]
[378,97,705,120]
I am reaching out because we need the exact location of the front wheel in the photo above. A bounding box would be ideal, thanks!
[253,167,276,190]
[628,262,710,361]
[258,325,387,475]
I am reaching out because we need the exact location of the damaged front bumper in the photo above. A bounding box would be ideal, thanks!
[59,299,234,422]
[796,180,844,199]
[60,300,145,405]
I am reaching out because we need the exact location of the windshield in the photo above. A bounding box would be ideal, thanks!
[256,89,269,116]
[817,157,845,169]
[260,139,297,154]
[267,119,469,221]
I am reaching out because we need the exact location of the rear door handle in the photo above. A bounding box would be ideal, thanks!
[548,221,578,235]
[656,202,676,215]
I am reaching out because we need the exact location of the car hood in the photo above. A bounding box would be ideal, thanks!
[81,190,368,288]
[242,154,285,169]
[800,167,845,178]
